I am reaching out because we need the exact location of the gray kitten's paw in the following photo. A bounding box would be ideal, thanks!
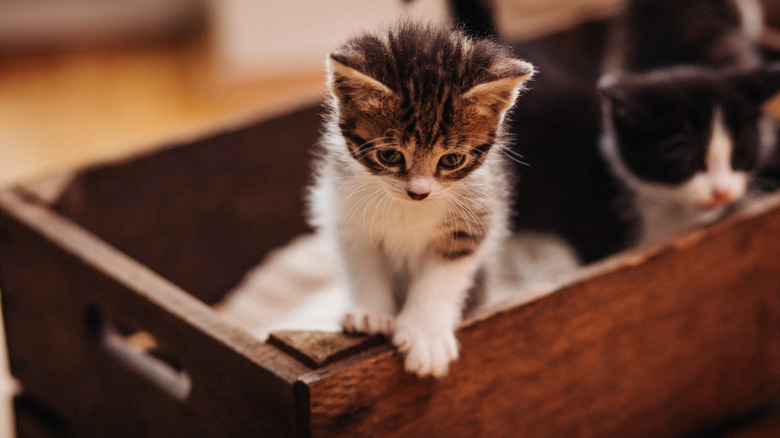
[341,311,394,336]
[392,322,459,378]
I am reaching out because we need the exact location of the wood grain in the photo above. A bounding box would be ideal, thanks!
[268,331,385,370]
[0,189,310,437]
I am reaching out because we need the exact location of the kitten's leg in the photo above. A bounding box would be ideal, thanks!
[338,241,396,336]
[392,256,479,377]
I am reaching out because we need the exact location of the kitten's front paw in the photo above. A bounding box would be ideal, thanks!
[392,322,459,378]
[341,311,394,336]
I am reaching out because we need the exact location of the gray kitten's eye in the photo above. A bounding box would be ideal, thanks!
[377,149,404,166]
[439,153,465,169]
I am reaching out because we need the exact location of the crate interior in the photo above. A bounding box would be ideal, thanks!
[49,105,322,305]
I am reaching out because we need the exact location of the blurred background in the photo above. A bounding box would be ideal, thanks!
[2,0,780,436]
[0,0,624,188]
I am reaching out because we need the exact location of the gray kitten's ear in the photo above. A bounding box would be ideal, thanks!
[326,52,394,109]
[463,59,535,116]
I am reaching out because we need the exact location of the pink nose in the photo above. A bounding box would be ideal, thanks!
[407,191,429,201]
[712,188,732,203]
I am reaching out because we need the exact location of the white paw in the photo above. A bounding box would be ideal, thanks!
[341,311,395,336]
[392,322,459,378]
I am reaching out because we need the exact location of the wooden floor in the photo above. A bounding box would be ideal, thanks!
[0,42,325,188]
[0,40,324,438]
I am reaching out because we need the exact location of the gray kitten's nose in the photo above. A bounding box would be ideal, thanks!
[407,191,429,201]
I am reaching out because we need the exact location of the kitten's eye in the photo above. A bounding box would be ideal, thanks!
[439,153,466,169]
[377,149,404,166]
[658,133,688,151]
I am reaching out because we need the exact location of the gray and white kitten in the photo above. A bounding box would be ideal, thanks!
[308,22,533,377]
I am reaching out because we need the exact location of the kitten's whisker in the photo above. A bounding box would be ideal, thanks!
[444,200,461,256]
[437,200,459,249]
[359,191,383,223]
[348,140,396,160]
[344,187,383,224]
[447,198,480,257]
[455,194,489,235]
[370,190,393,244]
[467,179,509,193]
[348,191,381,238]
[339,183,373,206]
[458,133,493,142]
[472,185,510,198]
[500,149,530,166]
[453,136,529,166]
[468,189,501,204]
[343,194,367,224]
[354,136,396,151]
[449,195,487,237]
[367,136,396,144]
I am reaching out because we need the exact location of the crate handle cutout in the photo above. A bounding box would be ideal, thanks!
[87,306,192,401]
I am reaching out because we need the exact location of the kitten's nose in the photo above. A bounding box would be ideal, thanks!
[407,190,429,201]
[712,188,732,203]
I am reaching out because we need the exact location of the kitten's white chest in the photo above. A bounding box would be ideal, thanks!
[634,194,723,244]
[334,177,443,254]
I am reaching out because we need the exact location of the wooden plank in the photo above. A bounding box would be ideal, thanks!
[268,331,384,369]
[718,407,780,438]
[297,193,780,438]
[0,189,311,437]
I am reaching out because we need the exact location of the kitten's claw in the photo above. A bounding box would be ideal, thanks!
[341,311,394,336]
[392,322,459,378]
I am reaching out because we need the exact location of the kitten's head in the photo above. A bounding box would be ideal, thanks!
[599,64,780,210]
[326,21,534,201]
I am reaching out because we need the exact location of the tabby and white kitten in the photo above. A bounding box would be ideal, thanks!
[308,22,533,377]
[598,0,778,246]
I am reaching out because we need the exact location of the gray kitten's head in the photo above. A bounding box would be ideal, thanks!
[325,21,534,201]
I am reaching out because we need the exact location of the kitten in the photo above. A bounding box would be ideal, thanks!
[453,0,780,262]
[307,21,534,377]
[598,67,780,245]
[596,0,779,248]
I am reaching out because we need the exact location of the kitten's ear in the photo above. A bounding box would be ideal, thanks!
[729,62,780,106]
[462,59,535,116]
[327,52,394,110]
[598,75,650,122]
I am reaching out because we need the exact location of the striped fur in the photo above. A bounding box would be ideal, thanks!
[308,21,533,377]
